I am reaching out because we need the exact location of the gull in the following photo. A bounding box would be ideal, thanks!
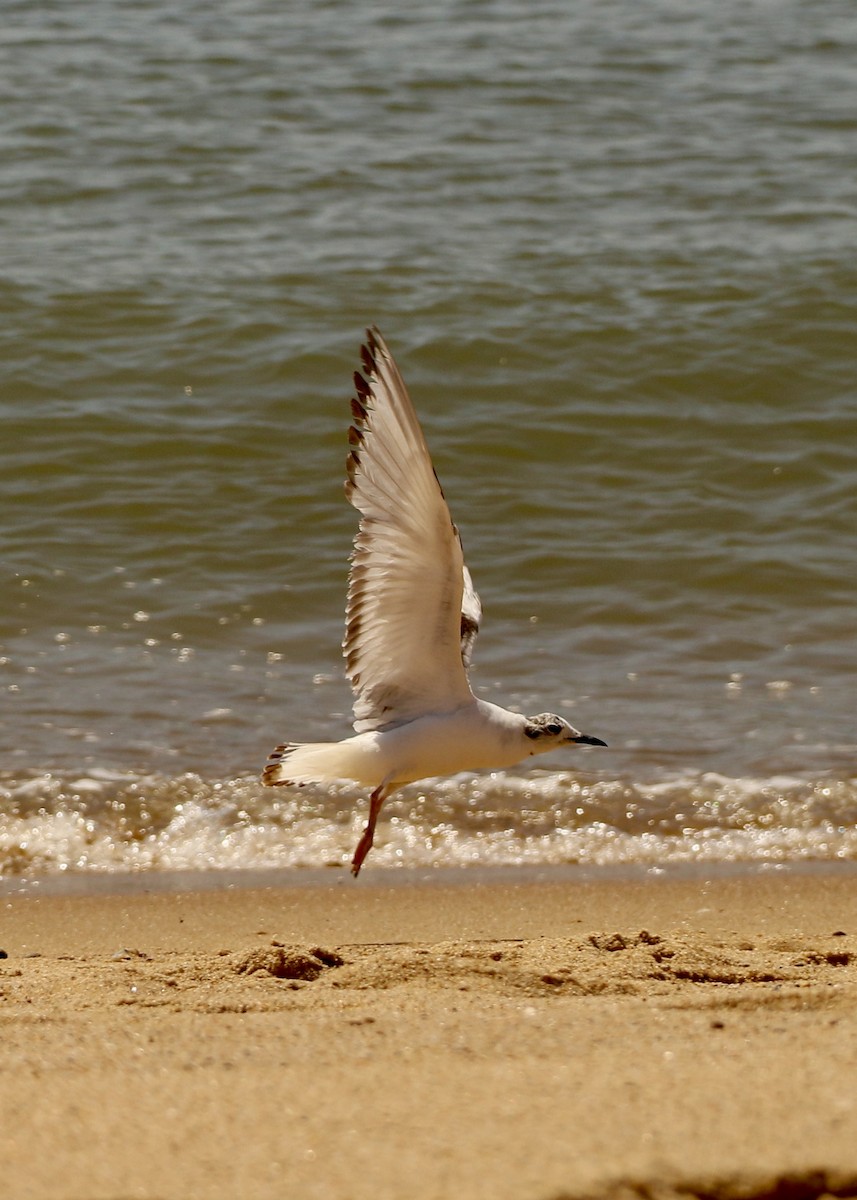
[262,327,606,875]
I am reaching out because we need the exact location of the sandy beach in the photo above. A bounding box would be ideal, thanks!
[2,866,857,1200]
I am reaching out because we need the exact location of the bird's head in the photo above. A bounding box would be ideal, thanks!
[523,713,607,754]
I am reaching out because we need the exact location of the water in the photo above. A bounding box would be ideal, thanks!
[2,0,856,880]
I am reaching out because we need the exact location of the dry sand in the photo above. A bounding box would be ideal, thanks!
[2,867,857,1200]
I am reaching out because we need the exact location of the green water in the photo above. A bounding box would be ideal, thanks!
[1,0,855,875]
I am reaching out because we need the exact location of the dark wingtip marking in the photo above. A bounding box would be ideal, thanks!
[262,763,291,787]
[347,424,364,447]
[461,613,479,641]
[360,342,375,376]
[262,743,305,788]
[351,396,368,422]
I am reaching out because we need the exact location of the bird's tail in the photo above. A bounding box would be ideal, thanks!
[262,741,366,787]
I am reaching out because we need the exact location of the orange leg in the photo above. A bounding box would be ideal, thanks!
[351,784,390,877]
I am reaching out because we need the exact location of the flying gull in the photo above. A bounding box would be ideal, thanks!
[262,327,606,875]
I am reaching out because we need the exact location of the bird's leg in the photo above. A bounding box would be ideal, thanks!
[351,783,389,877]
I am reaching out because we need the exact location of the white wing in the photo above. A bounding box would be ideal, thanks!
[343,327,481,733]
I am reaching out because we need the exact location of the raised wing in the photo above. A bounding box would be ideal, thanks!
[460,564,481,670]
[343,327,480,733]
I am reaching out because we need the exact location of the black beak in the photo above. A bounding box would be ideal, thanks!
[571,734,608,747]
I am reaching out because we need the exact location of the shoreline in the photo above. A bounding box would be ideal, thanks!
[3,854,857,900]
[5,863,857,957]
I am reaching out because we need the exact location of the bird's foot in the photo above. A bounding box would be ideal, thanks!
[350,829,373,877]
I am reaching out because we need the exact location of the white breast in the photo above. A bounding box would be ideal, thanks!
[360,699,529,786]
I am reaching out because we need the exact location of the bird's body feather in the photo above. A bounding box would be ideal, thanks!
[266,698,535,789]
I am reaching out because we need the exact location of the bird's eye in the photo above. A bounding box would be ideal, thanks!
[546,722,562,736]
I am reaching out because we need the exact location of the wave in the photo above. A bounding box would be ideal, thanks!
[2,767,855,878]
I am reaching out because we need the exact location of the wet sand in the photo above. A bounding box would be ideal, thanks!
[2,867,857,1200]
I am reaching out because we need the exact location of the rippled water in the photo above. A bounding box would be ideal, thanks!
[2,0,856,878]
